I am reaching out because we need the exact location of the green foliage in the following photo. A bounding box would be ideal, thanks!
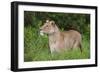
[24,26,50,61]
[24,11,90,62]
[24,11,90,34]
[24,27,90,62]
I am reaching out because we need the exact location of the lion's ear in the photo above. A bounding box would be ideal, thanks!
[50,20,55,26]
[46,20,49,23]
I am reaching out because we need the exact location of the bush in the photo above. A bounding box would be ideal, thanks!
[24,26,90,62]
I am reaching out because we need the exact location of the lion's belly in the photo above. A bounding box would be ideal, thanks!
[49,40,65,53]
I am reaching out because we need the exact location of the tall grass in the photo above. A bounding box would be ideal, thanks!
[24,26,90,62]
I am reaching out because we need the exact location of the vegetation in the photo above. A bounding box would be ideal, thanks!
[24,11,90,62]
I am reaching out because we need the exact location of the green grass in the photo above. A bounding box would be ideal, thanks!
[24,26,90,62]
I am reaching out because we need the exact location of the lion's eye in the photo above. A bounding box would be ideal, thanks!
[46,25,48,27]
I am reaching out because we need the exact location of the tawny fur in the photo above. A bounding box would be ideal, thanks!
[40,20,82,54]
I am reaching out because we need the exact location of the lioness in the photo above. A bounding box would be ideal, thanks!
[40,20,82,54]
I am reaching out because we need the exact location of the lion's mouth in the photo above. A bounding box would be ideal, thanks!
[40,31,44,36]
